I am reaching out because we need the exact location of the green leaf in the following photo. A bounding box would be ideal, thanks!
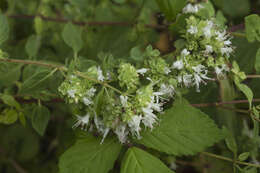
[0,94,21,110]
[197,1,215,18]
[19,68,53,94]
[223,127,237,154]
[62,22,83,54]
[59,135,122,173]
[238,152,250,161]
[0,13,9,45]
[25,34,41,58]
[32,106,50,136]
[0,109,18,125]
[235,81,253,108]
[245,14,260,43]
[137,98,223,156]
[0,64,22,87]
[255,48,260,73]
[155,0,187,21]
[121,147,174,173]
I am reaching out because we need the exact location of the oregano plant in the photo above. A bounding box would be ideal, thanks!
[0,0,260,173]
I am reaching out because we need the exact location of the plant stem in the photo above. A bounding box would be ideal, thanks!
[230,32,246,38]
[201,152,260,168]
[0,58,123,95]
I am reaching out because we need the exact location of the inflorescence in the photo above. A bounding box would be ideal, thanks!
[58,2,236,143]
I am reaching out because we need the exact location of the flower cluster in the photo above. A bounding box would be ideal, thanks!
[58,2,236,143]
[173,14,233,91]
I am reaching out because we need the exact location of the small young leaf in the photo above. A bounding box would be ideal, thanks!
[155,0,187,21]
[0,13,9,45]
[59,135,122,173]
[25,34,41,59]
[0,109,18,125]
[235,81,253,108]
[62,22,83,54]
[255,48,260,73]
[0,94,21,110]
[137,98,224,156]
[223,127,237,154]
[238,152,250,161]
[121,147,174,173]
[245,14,260,43]
[32,105,50,136]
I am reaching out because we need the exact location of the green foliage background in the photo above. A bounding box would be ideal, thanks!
[0,0,260,173]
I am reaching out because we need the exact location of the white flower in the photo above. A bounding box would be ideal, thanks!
[215,64,229,76]
[177,75,183,83]
[100,128,110,144]
[114,124,129,143]
[86,87,96,97]
[181,49,190,57]
[128,115,142,138]
[203,20,214,38]
[215,30,228,42]
[83,97,93,105]
[172,60,184,70]
[187,26,198,34]
[182,74,193,87]
[224,40,232,45]
[73,114,90,130]
[192,64,207,74]
[120,95,128,107]
[97,66,105,81]
[220,47,233,56]
[106,72,112,80]
[137,68,149,75]
[205,45,213,54]
[192,65,212,92]
[159,83,175,97]
[67,89,76,98]
[164,67,171,74]
[183,3,203,13]
[142,107,158,129]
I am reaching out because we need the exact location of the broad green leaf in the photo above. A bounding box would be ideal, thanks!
[0,13,9,45]
[231,37,260,74]
[235,81,253,108]
[32,105,51,136]
[137,99,223,156]
[59,135,122,173]
[155,0,187,21]
[255,48,260,73]
[245,14,260,43]
[121,147,174,173]
[0,109,18,125]
[0,94,21,110]
[238,152,250,161]
[213,0,250,18]
[62,22,83,54]
[25,34,41,58]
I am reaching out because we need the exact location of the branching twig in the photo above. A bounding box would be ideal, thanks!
[7,14,167,30]
[201,152,260,168]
